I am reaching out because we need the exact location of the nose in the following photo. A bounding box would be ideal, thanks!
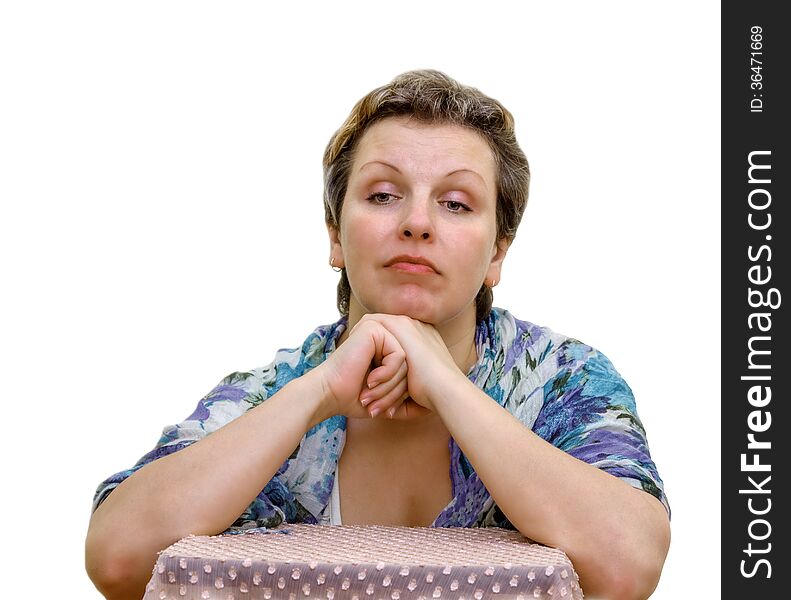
[399,197,434,241]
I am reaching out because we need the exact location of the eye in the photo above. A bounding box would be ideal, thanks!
[366,192,398,204]
[441,199,471,213]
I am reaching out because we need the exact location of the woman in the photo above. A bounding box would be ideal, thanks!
[86,70,670,600]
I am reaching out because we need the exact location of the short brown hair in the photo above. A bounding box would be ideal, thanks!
[323,70,530,322]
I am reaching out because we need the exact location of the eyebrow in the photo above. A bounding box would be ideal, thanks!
[358,161,489,189]
[446,168,489,189]
[359,160,402,174]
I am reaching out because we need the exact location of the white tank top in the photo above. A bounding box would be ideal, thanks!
[329,467,342,525]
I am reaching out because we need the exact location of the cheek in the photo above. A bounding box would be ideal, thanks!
[341,213,385,256]
[454,229,495,268]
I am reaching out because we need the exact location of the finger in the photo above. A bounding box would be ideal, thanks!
[360,373,406,409]
[385,389,411,419]
[361,329,406,406]
[363,313,431,346]
[358,319,404,369]
[391,398,434,420]
[364,358,407,397]
[374,388,409,420]
[366,381,408,418]
[367,349,406,386]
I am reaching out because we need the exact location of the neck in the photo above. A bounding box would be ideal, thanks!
[441,321,480,376]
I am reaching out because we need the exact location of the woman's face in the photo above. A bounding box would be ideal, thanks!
[329,117,509,327]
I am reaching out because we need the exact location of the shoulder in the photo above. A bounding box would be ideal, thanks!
[485,307,599,371]
[178,317,349,432]
[483,308,631,417]
[235,317,349,395]
[487,310,668,512]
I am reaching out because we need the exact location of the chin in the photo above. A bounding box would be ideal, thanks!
[370,297,472,327]
[352,285,474,326]
[365,292,442,323]
[380,303,438,323]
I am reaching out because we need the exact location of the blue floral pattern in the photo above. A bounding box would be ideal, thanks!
[93,308,669,531]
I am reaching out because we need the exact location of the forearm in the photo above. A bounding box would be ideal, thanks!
[86,370,333,599]
[432,376,669,600]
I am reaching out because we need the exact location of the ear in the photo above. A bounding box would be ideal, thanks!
[485,237,511,287]
[326,222,345,269]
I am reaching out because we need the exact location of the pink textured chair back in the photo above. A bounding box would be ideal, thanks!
[144,524,583,599]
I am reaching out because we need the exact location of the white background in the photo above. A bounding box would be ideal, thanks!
[1,2,720,598]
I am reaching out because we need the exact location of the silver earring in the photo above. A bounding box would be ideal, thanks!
[330,258,342,272]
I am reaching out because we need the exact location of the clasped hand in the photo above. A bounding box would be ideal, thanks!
[317,314,463,420]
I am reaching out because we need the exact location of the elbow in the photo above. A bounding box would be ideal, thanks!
[626,505,671,599]
[595,566,662,600]
[583,514,670,600]
[86,556,139,600]
[85,526,154,600]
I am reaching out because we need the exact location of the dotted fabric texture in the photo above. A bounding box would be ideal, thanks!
[143,524,583,599]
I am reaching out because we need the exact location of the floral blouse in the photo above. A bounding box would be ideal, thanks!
[93,307,669,531]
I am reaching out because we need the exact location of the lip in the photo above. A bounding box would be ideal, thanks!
[384,255,439,274]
